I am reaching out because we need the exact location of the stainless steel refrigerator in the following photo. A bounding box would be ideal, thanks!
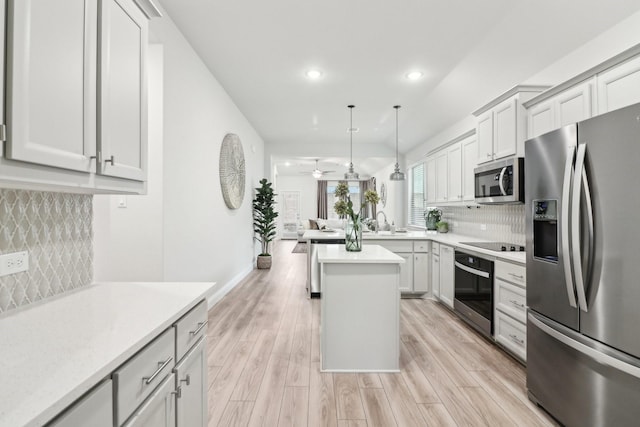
[525,102,640,426]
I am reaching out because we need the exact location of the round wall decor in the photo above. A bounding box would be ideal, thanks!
[219,133,246,209]
[380,182,387,207]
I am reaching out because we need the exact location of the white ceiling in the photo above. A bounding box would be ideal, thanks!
[156,0,640,172]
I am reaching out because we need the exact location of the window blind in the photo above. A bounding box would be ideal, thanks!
[408,163,425,227]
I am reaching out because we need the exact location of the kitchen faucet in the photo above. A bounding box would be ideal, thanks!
[375,211,390,232]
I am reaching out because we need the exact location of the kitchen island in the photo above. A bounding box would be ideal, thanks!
[318,244,404,372]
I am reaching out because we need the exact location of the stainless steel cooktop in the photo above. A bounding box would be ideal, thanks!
[460,242,525,252]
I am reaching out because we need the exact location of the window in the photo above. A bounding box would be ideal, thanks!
[326,181,360,220]
[408,163,425,227]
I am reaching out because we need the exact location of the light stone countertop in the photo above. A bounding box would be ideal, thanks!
[317,244,405,264]
[0,281,216,427]
[303,230,526,264]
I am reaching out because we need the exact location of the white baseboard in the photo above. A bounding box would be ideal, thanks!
[206,263,254,309]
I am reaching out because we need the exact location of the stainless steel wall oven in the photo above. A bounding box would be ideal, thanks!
[454,250,494,338]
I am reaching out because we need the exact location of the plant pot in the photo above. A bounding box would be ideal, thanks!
[437,223,449,233]
[257,255,272,269]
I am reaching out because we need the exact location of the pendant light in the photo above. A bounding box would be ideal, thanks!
[389,105,406,181]
[344,105,360,180]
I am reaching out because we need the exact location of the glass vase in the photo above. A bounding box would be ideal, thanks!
[345,217,362,252]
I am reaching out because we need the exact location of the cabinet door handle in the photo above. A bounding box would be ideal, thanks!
[142,356,173,385]
[104,155,115,165]
[180,374,191,386]
[189,320,208,336]
[509,334,524,346]
[509,299,525,308]
[172,386,182,399]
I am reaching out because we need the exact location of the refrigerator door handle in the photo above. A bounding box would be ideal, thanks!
[561,146,578,308]
[572,143,590,312]
[529,312,640,380]
[498,167,508,196]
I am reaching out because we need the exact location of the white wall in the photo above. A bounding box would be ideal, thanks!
[369,162,406,228]
[94,9,265,296]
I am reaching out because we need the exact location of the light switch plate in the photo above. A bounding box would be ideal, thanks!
[0,251,29,276]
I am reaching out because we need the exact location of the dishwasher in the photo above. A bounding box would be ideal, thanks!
[453,250,494,338]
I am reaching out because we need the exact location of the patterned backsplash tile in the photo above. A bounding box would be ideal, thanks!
[0,190,93,314]
[440,204,525,246]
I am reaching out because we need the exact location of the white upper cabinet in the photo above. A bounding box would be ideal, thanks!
[525,47,640,138]
[426,156,437,204]
[526,79,594,139]
[434,150,448,203]
[6,0,97,173]
[473,86,548,165]
[597,54,640,114]
[1,0,159,193]
[99,0,148,181]
[447,142,462,202]
[461,135,477,201]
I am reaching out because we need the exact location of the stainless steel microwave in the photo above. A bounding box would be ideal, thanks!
[474,157,524,204]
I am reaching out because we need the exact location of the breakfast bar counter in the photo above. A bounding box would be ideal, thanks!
[318,244,404,372]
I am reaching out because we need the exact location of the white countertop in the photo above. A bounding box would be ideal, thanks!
[0,281,215,427]
[304,230,526,264]
[317,244,405,264]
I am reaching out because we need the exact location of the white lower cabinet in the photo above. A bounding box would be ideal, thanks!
[413,253,430,294]
[174,337,207,427]
[431,244,440,299]
[439,245,455,309]
[494,260,527,362]
[365,240,430,296]
[122,374,177,427]
[494,311,527,362]
[49,380,113,427]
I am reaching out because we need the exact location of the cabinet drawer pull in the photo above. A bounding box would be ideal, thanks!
[509,334,524,346]
[104,155,115,165]
[189,320,208,336]
[143,356,173,385]
[508,272,524,280]
[509,299,525,308]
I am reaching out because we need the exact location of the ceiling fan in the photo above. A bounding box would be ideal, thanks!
[302,159,335,179]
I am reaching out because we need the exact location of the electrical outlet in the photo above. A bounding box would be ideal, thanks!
[0,251,29,276]
[480,224,487,231]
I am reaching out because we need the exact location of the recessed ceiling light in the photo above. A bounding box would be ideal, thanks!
[284,162,291,167]
[346,127,360,133]
[406,71,424,80]
[306,69,322,79]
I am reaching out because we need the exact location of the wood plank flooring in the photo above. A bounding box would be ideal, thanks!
[206,240,557,426]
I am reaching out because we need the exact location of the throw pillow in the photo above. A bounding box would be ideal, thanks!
[309,219,319,230]
[316,219,327,230]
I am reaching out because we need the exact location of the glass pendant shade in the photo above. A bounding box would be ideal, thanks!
[390,105,405,181]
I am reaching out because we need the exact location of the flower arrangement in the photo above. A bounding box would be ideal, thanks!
[343,189,380,251]
[333,182,350,219]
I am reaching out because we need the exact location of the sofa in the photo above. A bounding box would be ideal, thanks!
[297,218,345,242]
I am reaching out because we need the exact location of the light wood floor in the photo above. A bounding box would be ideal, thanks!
[205,240,557,427]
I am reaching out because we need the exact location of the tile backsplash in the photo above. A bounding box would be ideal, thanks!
[440,204,525,246]
[0,190,93,314]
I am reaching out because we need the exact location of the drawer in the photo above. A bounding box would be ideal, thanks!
[495,260,526,287]
[413,241,430,253]
[494,311,527,362]
[114,328,175,426]
[366,239,413,253]
[431,242,440,255]
[175,300,208,361]
[495,278,526,324]
[50,379,112,427]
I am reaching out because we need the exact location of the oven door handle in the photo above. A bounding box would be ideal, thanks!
[454,261,490,279]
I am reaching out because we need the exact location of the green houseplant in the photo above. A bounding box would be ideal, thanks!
[343,189,380,252]
[253,178,278,269]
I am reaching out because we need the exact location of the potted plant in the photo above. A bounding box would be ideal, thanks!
[253,178,278,269]
[436,221,449,233]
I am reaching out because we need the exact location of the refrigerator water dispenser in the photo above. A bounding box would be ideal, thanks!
[533,199,558,262]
